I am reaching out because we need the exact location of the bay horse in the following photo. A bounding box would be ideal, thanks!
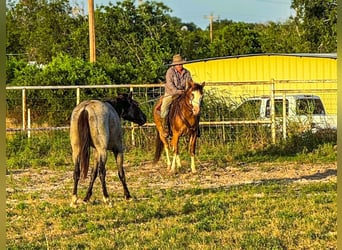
[69,92,147,207]
[153,81,205,173]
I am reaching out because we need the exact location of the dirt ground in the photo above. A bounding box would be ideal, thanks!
[6,160,337,201]
[125,161,337,194]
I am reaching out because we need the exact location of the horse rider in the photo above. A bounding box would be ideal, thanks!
[160,54,193,137]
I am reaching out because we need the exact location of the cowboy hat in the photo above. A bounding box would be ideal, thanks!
[171,54,186,65]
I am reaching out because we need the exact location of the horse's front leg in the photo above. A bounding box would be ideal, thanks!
[114,151,131,200]
[170,133,181,173]
[159,132,171,169]
[189,133,198,173]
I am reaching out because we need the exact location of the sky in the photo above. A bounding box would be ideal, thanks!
[88,0,295,29]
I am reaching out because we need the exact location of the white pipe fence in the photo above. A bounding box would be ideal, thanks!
[6,80,337,144]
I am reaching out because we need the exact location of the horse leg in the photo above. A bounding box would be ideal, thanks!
[170,133,181,173]
[83,150,103,202]
[189,133,198,173]
[114,151,131,200]
[97,153,111,206]
[70,155,80,207]
[83,164,98,202]
[159,133,171,169]
[165,147,171,169]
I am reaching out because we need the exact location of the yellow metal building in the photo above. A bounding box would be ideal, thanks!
[184,53,337,114]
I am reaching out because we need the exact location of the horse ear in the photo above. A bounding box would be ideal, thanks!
[201,82,205,87]
[187,80,194,89]
[128,91,133,99]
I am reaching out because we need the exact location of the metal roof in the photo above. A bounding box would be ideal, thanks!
[184,53,337,64]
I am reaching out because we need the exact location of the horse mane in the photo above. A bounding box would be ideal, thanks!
[168,92,186,123]
[104,93,128,116]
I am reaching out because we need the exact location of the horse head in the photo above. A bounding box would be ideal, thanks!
[185,81,205,116]
[113,92,147,126]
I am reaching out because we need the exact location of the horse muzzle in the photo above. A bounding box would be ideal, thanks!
[137,113,147,126]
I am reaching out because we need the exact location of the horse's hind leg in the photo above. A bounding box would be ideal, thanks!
[83,164,98,202]
[70,154,80,207]
[114,151,131,200]
[97,153,111,206]
[83,150,105,203]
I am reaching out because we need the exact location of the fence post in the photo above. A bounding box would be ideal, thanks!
[270,79,276,144]
[282,93,287,139]
[22,88,26,131]
[27,108,31,138]
[130,86,135,146]
[76,87,80,105]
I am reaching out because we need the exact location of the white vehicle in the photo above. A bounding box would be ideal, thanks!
[233,95,337,132]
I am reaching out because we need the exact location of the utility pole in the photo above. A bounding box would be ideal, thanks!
[88,0,96,62]
[204,13,219,43]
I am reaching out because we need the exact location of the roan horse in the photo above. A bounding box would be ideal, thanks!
[153,81,205,173]
[69,92,147,207]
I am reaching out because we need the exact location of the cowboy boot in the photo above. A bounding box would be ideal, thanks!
[161,117,169,137]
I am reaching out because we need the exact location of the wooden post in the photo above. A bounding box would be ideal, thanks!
[88,0,96,62]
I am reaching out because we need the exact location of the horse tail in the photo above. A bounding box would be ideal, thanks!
[78,109,91,179]
[153,131,163,165]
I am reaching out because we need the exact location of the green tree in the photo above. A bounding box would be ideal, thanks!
[256,21,306,53]
[95,0,185,82]
[6,0,87,63]
[208,21,261,56]
[291,0,337,52]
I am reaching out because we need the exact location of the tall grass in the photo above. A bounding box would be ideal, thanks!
[6,123,337,170]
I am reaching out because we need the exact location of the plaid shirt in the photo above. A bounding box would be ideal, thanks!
[165,66,192,96]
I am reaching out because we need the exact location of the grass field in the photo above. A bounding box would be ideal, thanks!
[6,159,336,249]
[6,129,337,249]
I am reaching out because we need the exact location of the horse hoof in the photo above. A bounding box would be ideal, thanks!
[124,196,135,203]
[70,195,78,207]
[168,169,176,175]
